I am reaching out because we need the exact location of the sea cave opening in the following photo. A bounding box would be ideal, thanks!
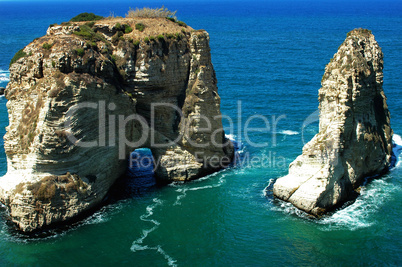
[108,148,156,201]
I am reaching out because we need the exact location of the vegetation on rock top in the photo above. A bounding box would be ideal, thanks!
[10,48,27,67]
[70,12,104,22]
[10,7,193,77]
[347,28,372,37]
[126,6,176,19]
[73,24,107,43]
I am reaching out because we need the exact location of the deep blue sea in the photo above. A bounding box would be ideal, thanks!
[0,0,401,266]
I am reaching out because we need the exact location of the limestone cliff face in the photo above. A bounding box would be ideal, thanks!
[1,18,233,232]
[273,29,392,215]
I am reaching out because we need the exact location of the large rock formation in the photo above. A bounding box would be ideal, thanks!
[273,29,393,215]
[0,18,233,232]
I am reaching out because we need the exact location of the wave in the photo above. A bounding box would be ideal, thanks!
[318,177,399,231]
[225,134,246,168]
[263,179,275,196]
[392,134,402,168]
[83,202,125,225]
[225,134,245,152]
[0,69,9,83]
[267,133,402,230]
[224,133,236,141]
[264,179,312,218]
[268,176,399,231]
[83,211,111,225]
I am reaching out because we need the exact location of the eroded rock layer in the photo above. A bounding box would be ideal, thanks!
[273,29,392,215]
[1,18,233,232]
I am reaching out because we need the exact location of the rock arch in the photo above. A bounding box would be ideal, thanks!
[0,20,233,232]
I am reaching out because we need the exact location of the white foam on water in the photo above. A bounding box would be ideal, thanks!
[130,198,163,248]
[393,134,402,146]
[130,225,159,251]
[173,172,227,206]
[225,133,236,141]
[0,69,9,82]
[319,133,401,230]
[392,134,402,168]
[268,167,400,231]
[130,243,149,251]
[173,188,187,205]
[130,198,177,266]
[85,213,109,225]
[157,246,178,267]
[83,202,125,226]
[318,178,399,231]
[168,170,223,190]
[262,179,276,199]
[280,130,299,135]
[269,178,400,231]
[226,134,246,154]
[130,242,177,266]
[269,198,311,219]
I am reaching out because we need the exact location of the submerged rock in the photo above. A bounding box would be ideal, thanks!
[0,17,233,232]
[273,29,393,215]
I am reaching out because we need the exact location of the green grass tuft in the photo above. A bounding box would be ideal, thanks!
[124,25,133,34]
[9,48,27,67]
[175,33,183,40]
[42,43,53,50]
[177,21,187,27]
[135,23,145,32]
[75,48,85,57]
[157,34,165,41]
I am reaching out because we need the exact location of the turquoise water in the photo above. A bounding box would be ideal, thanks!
[0,0,401,266]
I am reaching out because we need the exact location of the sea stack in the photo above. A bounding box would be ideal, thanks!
[273,29,393,215]
[0,17,233,232]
